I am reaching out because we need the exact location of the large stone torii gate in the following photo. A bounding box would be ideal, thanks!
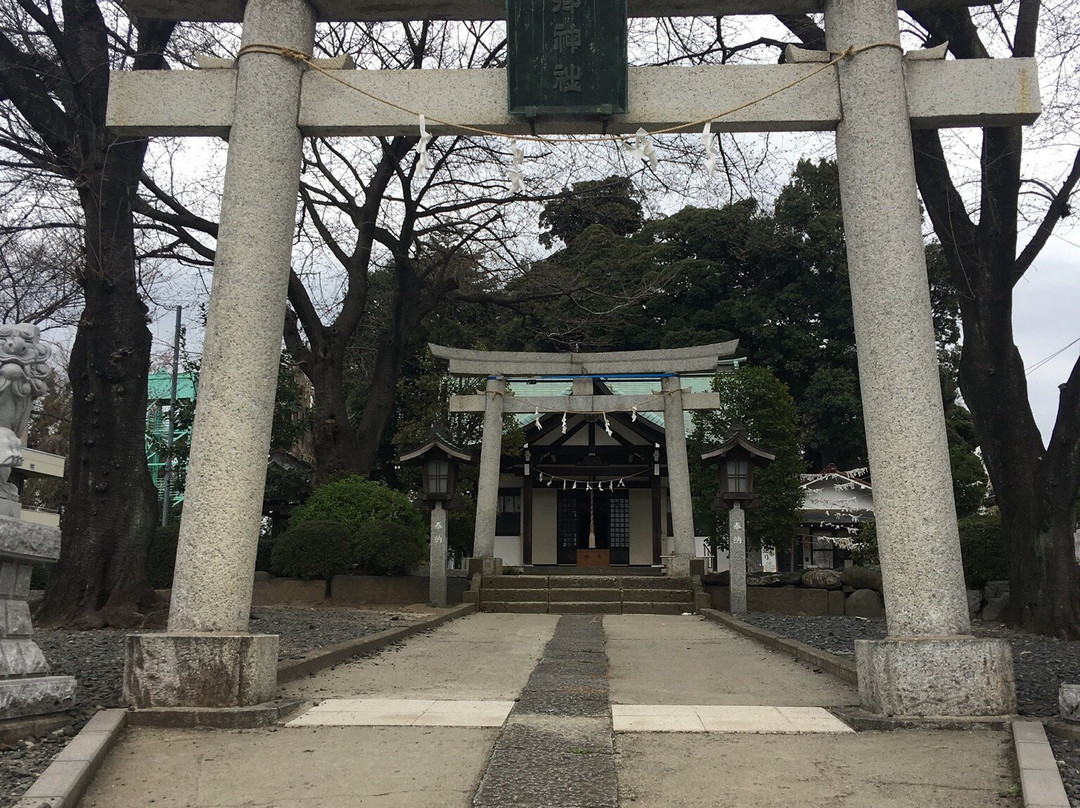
[113,0,1035,718]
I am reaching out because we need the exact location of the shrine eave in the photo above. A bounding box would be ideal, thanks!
[120,0,995,23]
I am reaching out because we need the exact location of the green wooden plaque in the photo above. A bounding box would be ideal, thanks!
[507,0,628,117]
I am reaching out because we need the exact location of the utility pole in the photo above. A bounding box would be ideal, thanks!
[161,305,182,527]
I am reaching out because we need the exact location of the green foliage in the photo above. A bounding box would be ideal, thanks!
[146,523,180,589]
[289,475,426,574]
[850,521,879,567]
[958,511,1007,588]
[353,520,428,575]
[270,520,353,580]
[690,366,805,551]
[539,176,644,248]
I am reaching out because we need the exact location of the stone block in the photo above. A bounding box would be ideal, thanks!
[0,599,32,637]
[329,574,428,605]
[0,516,61,563]
[468,557,503,577]
[250,578,325,606]
[856,636,1016,717]
[0,676,77,720]
[0,560,32,599]
[0,637,49,677]
[748,586,829,615]
[124,633,278,708]
[845,588,885,619]
[0,500,17,519]
[827,589,847,615]
[1060,684,1080,723]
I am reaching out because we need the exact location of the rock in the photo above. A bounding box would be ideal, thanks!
[801,568,843,590]
[701,571,729,586]
[845,588,885,618]
[841,566,883,592]
[984,580,1010,600]
[1060,684,1080,723]
[747,573,785,587]
[778,571,803,586]
[979,593,1010,622]
[966,589,983,619]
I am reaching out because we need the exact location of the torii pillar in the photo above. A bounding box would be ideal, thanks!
[124,0,315,709]
[825,0,1014,717]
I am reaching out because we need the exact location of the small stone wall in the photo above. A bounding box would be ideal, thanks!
[247,574,468,607]
[701,567,886,618]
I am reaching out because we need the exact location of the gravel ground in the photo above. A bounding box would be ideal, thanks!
[740,613,1080,807]
[0,605,428,808]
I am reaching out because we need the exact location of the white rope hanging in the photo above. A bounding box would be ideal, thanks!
[416,115,433,174]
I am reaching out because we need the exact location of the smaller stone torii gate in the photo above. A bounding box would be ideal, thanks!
[111,0,1031,719]
[430,341,740,577]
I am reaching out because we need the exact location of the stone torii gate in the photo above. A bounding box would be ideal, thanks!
[431,341,739,577]
[111,0,1035,718]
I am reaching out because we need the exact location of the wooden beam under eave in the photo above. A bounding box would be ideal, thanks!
[120,0,996,23]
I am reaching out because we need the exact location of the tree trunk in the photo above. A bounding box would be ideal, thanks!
[307,355,365,484]
[29,7,175,628]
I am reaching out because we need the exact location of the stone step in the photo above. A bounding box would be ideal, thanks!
[618,576,693,590]
[548,576,619,589]
[548,588,622,603]
[480,601,549,614]
[481,588,551,603]
[621,602,694,615]
[548,602,622,614]
[482,575,548,589]
[621,588,693,603]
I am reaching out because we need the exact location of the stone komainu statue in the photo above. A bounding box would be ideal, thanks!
[0,323,51,501]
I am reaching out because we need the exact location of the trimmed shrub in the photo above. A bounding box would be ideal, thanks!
[289,475,426,575]
[958,511,1007,588]
[290,475,424,535]
[270,520,353,581]
[146,524,180,589]
[352,519,427,576]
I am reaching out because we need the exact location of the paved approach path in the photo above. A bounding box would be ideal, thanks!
[77,614,1019,808]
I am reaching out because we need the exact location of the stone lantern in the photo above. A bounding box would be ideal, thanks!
[701,423,775,614]
[398,423,472,606]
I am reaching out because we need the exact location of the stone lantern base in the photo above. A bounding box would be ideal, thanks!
[0,515,76,721]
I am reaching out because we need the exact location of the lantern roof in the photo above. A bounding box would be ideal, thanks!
[397,422,472,464]
[700,423,775,465]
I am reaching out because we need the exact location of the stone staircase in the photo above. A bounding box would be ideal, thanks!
[469,575,707,615]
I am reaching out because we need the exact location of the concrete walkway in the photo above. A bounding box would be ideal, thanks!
[76,614,1020,808]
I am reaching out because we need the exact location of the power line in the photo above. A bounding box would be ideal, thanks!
[1025,334,1080,376]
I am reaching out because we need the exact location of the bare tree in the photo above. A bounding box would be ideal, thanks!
[0,0,175,627]
[774,2,1080,637]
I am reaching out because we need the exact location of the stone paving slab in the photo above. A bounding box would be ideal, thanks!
[285,697,515,728]
[605,614,858,706]
[611,704,854,734]
[81,726,494,808]
[615,730,1020,808]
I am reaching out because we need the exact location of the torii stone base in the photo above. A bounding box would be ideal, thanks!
[123,633,278,709]
[857,637,1016,717]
